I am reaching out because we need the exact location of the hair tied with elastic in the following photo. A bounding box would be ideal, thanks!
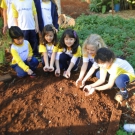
[73,31,77,38]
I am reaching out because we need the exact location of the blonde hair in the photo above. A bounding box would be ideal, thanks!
[82,34,107,56]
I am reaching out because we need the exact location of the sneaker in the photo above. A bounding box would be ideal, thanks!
[115,90,128,102]
[30,73,36,78]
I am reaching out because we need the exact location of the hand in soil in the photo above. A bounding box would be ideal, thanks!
[83,85,95,96]
[76,79,85,88]
[27,69,33,75]
[49,66,54,72]
[55,69,60,77]
[43,65,49,72]
[63,71,70,78]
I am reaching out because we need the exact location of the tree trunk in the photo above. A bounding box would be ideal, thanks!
[112,0,114,15]
[86,0,90,3]
[55,0,61,15]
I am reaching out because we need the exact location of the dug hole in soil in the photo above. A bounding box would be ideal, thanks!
[0,0,135,134]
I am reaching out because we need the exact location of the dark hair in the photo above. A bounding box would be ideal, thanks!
[59,29,79,54]
[9,26,24,39]
[41,24,57,46]
[94,48,116,63]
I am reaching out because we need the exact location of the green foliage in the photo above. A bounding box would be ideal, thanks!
[89,0,115,13]
[0,18,11,64]
[59,14,135,69]
[116,125,134,135]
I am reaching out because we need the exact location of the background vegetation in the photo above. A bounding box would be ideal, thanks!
[58,15,135,69]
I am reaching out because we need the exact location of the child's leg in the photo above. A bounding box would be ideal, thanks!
[72,57,80,71]
[29,30,39,56]
[22,30,39,56]
[59,53,71,70]
[115,74,129,100]
[25,57,39,71]
[115,74,129,89]
[11,64,27,77]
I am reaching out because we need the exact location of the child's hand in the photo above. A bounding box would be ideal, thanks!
[81,80,86,88]
[3,25,8,35]
[43,65,49,72]
[27,69,33,75]
[55,69,60,77]
[55,29,58,33]
[76,78,85,88]
[83,85,95,96]
[49,66,54,72]
[27,57,32,62]
[35,26,39,33]
[63,70,70,78]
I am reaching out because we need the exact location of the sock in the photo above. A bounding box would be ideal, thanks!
[120,89,127,93]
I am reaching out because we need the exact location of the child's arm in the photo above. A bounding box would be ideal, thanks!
[83,68,107,91]
[1,0,8,34]
[55,51,62,76]
[11,49,30,72]
[11,3,18,26]
[94,74,115,91]
[65,46,82,78]
[49,52,56,72]
[43,52,49,71]
[39,44,49,71]
[55,59,60,76]
[27,42,33,61]
[82,64,98,83]
[76,62,88,82]
[32,1,39,33]
[52,3,59,30]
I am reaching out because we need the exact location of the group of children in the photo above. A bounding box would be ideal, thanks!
[1,0,135,102]
[8,25,135,102]
[1,0,58,56]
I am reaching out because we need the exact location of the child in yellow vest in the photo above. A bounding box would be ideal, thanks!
[11,0,39,57]
[0,0,15,34]
[9,26,39,78]
[55,29,81,78]
[39,24,58,73]
[76,34,107,88]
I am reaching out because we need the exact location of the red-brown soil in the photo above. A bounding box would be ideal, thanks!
[0,0,135,135]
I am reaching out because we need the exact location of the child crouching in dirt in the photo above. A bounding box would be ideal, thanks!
[55,29,81,78]
[83,48,135,102]
[9,26,39,78]
[76,34,107,89]
[39,24,58,74]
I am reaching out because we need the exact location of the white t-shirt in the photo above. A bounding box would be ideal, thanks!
[83,54,99,69]
[1,0,15,28]
[41,1,52,26]
[11,40,29,61]
[12,0,36,30]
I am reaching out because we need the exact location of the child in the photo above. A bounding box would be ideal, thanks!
[9,26,39,78]
[11,0,39,57]
[34,0,59,32]
[76,34,107,88]
[83,47,135,101]
[39,24,58,72]
[55,29,81,78]
[0,0,14,34]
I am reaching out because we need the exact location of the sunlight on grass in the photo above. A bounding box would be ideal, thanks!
[0,18,11,64]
